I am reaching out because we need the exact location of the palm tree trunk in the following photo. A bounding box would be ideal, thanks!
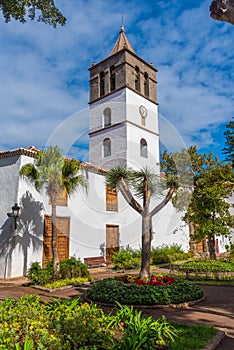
[51,196,60,275]
[140,213,152,280]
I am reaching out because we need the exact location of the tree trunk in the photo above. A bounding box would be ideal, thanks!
[189,222,197,253]
[207,234,216,260]
[51,196,60,275]
[140,214,152,280]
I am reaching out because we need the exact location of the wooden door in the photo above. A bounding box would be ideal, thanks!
[43,215,70,266]
[106,224,119,263]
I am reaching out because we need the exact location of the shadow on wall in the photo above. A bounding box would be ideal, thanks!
[0,191,44,278]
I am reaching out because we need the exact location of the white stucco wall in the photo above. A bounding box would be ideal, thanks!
[0,155,22,278]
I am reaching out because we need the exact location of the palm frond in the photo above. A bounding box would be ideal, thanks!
[20,163,39,180]
[62,159,87,195]
[129,167,161,199]
[20,164,43,191]
[106,165,129,189]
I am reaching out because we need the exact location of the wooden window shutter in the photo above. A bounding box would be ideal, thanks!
[106,185,118,212]
[43,215,70,266]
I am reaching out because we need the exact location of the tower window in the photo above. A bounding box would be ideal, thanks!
[140,138,148,158]
[110,66,116,91]
[144,72,149,97]
[135,66,140,92]
[103,138,111,157]
[103,107,111,127]
[100,71,105,96]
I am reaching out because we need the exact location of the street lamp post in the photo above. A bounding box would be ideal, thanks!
[7,203,20,230]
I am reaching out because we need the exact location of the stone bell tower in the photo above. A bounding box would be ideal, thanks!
[89,25,160,171]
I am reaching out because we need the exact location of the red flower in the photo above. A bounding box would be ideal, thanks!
[117,274,175,286]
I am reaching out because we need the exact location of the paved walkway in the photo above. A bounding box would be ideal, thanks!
[0,268,233,349]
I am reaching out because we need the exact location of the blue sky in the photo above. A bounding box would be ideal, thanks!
[0,0,233,161]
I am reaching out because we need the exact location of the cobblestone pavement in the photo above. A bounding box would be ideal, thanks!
[0,268,233,349]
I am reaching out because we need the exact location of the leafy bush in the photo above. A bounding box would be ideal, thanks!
[0,296,112,349]
[27,257,90,286]
[151,244,193,265]
[59,257,90,279]
[112,247,141,270]
[0,295,179,349]
[27,262,51,285]
[0,295,216,350]
[112,245,192,270]
[225,243,234,257]
[51,302,114,349]
[86,277,203,305]
[109,304,179,349]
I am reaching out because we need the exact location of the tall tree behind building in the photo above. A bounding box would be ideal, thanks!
[223,117,234,169]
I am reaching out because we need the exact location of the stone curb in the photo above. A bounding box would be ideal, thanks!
[202,329,227,350]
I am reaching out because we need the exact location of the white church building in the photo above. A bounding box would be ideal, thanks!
[0,26,230,278]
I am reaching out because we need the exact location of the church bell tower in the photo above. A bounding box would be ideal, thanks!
[89,25,160,171]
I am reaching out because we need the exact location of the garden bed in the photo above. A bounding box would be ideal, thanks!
[86,275,204,306]
[171,260,234,281]
[0,295,217,350]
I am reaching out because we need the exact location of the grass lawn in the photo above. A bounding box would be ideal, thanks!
[169,323,217,350]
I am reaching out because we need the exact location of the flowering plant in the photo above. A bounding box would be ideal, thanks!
[118,274,175,286]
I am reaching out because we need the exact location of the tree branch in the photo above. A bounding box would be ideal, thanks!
[150,185,176,217]
[118,178,143,214]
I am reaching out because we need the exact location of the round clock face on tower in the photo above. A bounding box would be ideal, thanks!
[139,105,147,118]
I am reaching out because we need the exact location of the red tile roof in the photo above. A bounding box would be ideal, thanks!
[0,147,107,174]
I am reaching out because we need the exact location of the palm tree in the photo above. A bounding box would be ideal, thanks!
[106,166,177,279]
[20,146,87,274]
